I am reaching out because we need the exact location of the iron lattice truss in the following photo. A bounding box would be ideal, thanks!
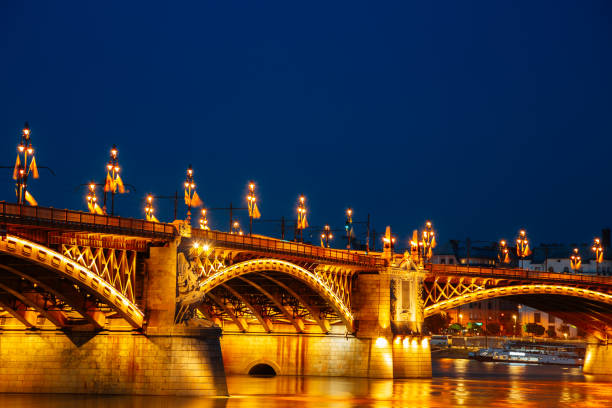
[60,243,137,304]
[178,247,357,333]
[422,277,487,308]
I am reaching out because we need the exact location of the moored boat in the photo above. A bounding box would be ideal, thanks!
[469,341,585,366]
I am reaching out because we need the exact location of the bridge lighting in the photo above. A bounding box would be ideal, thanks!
[246,181,261,236]
[199,208,209,230]
[421,337,429,348]
[144,195,158,222]
[592,238,603,275]
[321,224,333,248]
[184,164,203,223]
[515,229,531,268]
[345,208,353,250]
[103,144,125,216]
[12,122,40,206]
[421,221,436,263]
[498,240,510,265]
[570,248,581,272]
[296,195,308,242]
[375,337,388,348]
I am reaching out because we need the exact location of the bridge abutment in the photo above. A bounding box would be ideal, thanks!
[583,343,612,376]
[0,329,227,395]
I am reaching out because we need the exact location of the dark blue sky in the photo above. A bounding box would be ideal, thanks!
[2,2,611,248]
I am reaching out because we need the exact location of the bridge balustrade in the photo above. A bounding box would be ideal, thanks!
[428,263,612,285]
[0,202,175,237]
[192,229,386,268]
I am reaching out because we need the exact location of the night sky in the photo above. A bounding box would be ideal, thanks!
[2,2,611,248]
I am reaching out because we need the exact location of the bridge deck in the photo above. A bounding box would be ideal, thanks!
[428,264,612,286]
[0,202,176,239]
[192,229,386,268]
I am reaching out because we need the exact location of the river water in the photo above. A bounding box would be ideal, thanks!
[1,359,611,408]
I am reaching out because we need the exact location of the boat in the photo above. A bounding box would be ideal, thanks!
[468,341,585,366]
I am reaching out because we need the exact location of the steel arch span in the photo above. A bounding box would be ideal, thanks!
[0,235,144,328]
[424,284,612,317]
[191,258,354,332]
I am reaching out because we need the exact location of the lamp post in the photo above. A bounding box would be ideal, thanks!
[516,229,531,269]
[145,194,158,222]
[570,248,581,273]
[183,165,203,223]
[321,224,333,248]
[103,145,124,216]
[498,239,510,265]
[246,181,260,236]
[513,314,517,338]
[232,220,243,235]
[421,221,436,263]
[345,208,353,250]
[199,208,209,230]
[592,238,603,275]
[13,122,39,205]
[296,195,307,243]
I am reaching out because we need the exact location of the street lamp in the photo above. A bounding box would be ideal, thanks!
[86,183,103,214]
[199,208,209,230]
[345,208,353,250]
[246,181,261,236]
[498,239,510,265]
[592,238,603,275]
[13,122,40,206]
[103,145,125,216]
[513,314,517,337]
[145,194,159,222]
[296,195,308,242]
[570,248,581,273]
[421,221,436,263]
[516,229,531,269]
[231,220,243,235]
[184,164,202,223]
[320,224,333,248]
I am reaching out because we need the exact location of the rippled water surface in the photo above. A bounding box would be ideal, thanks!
[1,359,611,407]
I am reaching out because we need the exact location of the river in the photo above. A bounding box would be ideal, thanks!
[1,359,611,407]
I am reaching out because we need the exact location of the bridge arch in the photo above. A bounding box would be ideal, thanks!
[424,283,612,339]
[424,284,612,318]
[196,258,354,332]
[0,235,144,328]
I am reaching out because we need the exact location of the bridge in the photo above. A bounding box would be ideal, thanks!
[1,202,612,395]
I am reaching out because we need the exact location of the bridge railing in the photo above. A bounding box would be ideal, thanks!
[192,228,386,268]
[0,202,176,237]
[428,263,612,285]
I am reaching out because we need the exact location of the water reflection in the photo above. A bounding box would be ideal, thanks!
[1,359,612,408]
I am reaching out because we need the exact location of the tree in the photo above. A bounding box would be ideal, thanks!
[448,323,463,334]
[525,323,545,336]
[546,326,557,338]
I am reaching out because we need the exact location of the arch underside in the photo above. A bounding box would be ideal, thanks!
[424,284,612,340]
[194,259,354,333]
[0,236,143,330]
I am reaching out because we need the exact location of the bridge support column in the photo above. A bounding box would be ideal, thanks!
[583,343,612,376]
[352,269,431,378]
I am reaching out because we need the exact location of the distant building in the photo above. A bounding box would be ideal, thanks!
[517,305,578,338]
[523,243,612,275]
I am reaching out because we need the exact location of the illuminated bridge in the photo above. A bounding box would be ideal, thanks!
[1,202,612,395]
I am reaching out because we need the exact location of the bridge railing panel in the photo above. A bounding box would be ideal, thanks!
[191,228,385,267]
[0,202,177,238]
[428,263,612,285]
